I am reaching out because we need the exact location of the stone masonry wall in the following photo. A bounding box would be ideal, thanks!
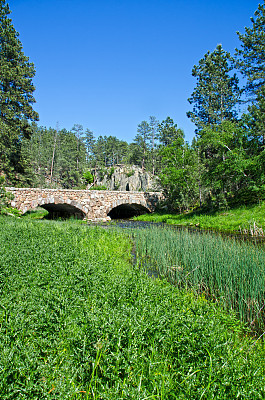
[7,188,162,221]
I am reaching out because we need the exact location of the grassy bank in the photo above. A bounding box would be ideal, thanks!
[134,202,265,234]
[1,217,265,398]
[133,226,265,333]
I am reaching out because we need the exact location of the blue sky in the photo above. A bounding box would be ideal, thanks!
[9,0,258,143]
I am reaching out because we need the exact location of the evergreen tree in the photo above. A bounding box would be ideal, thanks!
[158,117,184,146]
[129,134,145,168]
[0,0,38,182]
[136,121,151,170]
[244,86,265,147]
[57,129,86,188]
[236,1,265,100]
[71,124,84,171]
[83,129,96,165]
[187,45,241,133]
[148,116,159,175]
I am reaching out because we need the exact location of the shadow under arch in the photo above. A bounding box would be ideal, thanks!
[40,203,86,219]
[107,203,150,219]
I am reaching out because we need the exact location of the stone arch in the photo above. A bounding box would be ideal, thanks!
[22,195,88,219]
[106,200,151,219]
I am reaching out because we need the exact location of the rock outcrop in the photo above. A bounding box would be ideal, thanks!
[95,165,161,192]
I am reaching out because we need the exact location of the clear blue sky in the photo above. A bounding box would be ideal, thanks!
[9,0,259,143]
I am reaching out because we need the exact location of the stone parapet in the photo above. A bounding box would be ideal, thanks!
[7,188,163,220]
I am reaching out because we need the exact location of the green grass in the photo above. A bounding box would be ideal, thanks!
[134,202,265,234]
[22,207,49,219]
[0,217,265,398]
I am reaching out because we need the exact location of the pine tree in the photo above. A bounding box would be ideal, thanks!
[236,1,265,100]
[148,116,159,175]
[245,86,265,147]
[136,121,151,170]
[0,0,38,182]
[83,129,96,165]
[158,117,184,146]
[187,45,241,134]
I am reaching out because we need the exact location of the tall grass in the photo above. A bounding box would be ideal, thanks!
[133,226,265,333]
[0,217,265,398]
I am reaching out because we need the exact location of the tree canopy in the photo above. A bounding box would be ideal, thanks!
[236,1,265,99]
[187,45,241,133]
[0,0,38,182]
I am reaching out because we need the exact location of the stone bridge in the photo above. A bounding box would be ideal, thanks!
[8,188,163,221]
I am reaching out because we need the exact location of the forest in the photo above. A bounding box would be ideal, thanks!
[1,0,265,213]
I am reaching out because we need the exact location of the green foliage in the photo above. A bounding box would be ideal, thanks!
[0,0,38,182]
[243,85,265,149]
[90,184,107,190]
[92,135,128,168]
[107,166,115,178]
[0,206,21,217]
[0,217,265,398]
[22,208,49,219]
[21,125,87,188]
[159,138,199,212]
[135,120,151,170]
[187,45,241,133]
[82,128,96,170]
[83,170,94,184]
[236,1,265,98]
[158,116,184,146]
[198,121,250,209]
[0,176,14,211]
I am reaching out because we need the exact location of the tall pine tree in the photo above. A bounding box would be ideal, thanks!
[187,45,241,134]
[236,1,265,100]
[0,0,38,183]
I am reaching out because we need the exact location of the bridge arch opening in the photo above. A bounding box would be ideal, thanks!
[107,203,150,219]
[40,203,86,220]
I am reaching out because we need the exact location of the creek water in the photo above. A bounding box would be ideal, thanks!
[90,218,265,246]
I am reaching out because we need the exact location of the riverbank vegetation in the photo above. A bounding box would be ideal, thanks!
[134,202,265,235]
[1,216,265,398]
[133,226,265,334]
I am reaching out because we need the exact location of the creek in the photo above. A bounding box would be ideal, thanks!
[89,218,265,246]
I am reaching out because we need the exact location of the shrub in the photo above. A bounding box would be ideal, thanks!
[83,170,94,184]
[90,185,107,190]
[0,176,14,211]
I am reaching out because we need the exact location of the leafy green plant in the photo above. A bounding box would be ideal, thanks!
[0,206,21,217]
[22,208,49,219]
[0,176,14,212]
[0,217,265,398]
[83,170,94,184]
[107,166,115,179]
[90,185,107,190]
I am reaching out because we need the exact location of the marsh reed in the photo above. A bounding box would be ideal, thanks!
[134,226,265,333]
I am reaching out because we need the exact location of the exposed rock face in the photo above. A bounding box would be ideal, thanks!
[95,165,161,192]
